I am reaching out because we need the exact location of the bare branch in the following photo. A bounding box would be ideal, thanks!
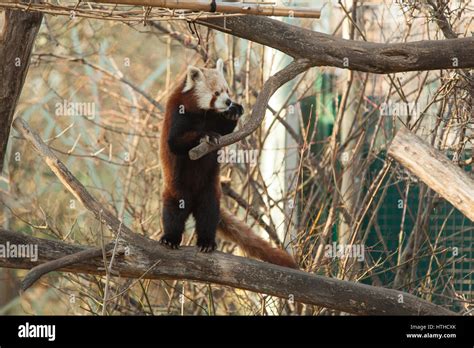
[13,117,156,252]
[196,15,474,73]
[0,229,455,315]
[33,53,164,112]
[85,0,322,18]
[150,22,208,61]
[20,243,115,292]
[221,182,281,247]
[189,58,312,160]
[7,117,458,315]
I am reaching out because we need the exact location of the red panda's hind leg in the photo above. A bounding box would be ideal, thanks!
[193,190,219,252]
[160,195,191,249]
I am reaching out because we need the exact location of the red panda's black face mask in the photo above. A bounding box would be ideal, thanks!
[182,59,233,113]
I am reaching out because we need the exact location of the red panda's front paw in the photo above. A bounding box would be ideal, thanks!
[223,103,244,121]
[197,238,217,253]
[199,133,221,145]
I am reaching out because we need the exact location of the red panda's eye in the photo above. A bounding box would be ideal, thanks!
[214,91,220,97]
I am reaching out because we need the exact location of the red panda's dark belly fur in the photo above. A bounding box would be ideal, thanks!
[160,91,223,200]
[159,80,241,251]
[172,152,219,195]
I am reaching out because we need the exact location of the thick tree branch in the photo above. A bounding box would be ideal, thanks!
[388,127,474,222]
[8,117,457,315]
[187,15,474,159]
[0,4,42,172]
[0,229,455,315]
[196,15,474,73]
[189,58,311,159]
[20,243,116,292]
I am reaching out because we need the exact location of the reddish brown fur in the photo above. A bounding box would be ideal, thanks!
[160,79,210,199]
[160,77,298,269]
[218,208,298,269]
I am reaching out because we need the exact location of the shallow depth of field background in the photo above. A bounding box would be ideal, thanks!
[0,0,472,315]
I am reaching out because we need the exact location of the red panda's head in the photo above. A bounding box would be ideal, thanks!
[182,59,232,113]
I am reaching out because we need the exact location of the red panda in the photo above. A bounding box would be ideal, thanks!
[159,59,297,269]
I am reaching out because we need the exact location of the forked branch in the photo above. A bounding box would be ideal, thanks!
[189,59,311,160]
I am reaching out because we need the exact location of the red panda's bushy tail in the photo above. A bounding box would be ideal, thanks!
[217,208,298,269]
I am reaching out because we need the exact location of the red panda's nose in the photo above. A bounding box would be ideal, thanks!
[225,99,232,106]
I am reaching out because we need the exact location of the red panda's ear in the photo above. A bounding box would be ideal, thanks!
[216,58,224,74]
[183,66,203,93]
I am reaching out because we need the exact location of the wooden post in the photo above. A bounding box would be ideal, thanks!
[388,127,474,222]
